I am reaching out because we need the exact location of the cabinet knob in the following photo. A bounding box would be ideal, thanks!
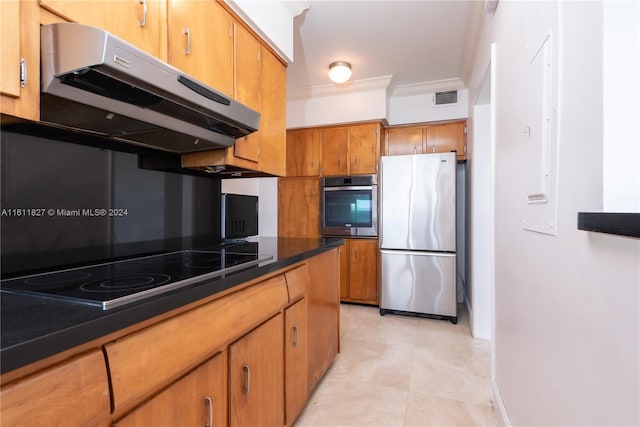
[242,364,251,395]
[292,325,299,347]
[183,28,191,55]
[138,0,147,27]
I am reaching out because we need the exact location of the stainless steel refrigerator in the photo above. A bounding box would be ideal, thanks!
[379,152,457,323]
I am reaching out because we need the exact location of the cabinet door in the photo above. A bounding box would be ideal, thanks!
[1,350,110,427]
[347,239,379,303]
[114,352,228,427]
[233,22,261,162]
[230,314,284,427]
[386,127,424,156]
[0,0,39,121]
[286,130,321,177]
[321,127,348,176]
[168,0,233,95]
[40,0,166,59]
[306,248,340,392]
[424,121,466,160]
[285,299,308,426]
[278,177,320,238]
[349,124,380,174]
[256,47,287,176]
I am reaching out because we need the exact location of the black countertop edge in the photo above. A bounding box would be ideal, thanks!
[577,212,640,238]
[0,237,344,375]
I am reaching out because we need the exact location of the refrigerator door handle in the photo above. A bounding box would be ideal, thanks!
[380,249,456,257]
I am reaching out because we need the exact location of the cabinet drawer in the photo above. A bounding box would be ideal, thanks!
[105,275,288,411]
[0,350,110,427]
[284,264,310,302]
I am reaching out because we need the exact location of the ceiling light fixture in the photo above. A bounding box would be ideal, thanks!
[328,61,352,84]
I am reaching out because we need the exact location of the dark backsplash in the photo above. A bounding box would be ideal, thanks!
[1,131,221,276]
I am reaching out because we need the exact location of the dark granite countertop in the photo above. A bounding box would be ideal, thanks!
[1,237,344,375]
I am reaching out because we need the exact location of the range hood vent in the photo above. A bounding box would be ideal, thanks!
[40,23,260,153]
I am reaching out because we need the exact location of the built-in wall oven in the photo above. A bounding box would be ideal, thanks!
[320,175,378,237]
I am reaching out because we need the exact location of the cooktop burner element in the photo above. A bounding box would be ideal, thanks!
[1,250,273,310]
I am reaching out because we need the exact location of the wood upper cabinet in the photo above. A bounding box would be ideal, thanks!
[320,127,348,176]
[386,127,424,156]
[167,0,232,95]
[286,129,321,177]
[40,0,167,60]
[385,120,467,160]
[230,313,284,427]
[425,121,466,159]
[284,298,308,426]
[255,46,287,177]
[232,22,261,163]
[0,350,111,427]
[278,177,320,238]
[0,0,39,121]
[348,123,381,175]
[342,238,379,305]
[179,3,287,176]
[289,122,383,177]
[114,352,228,427]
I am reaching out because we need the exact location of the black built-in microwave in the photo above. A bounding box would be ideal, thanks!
[320,175,378,237]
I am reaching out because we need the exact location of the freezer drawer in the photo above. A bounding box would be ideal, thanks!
[380,250,456,317]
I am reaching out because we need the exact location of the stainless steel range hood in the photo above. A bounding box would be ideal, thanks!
[40,23,260,153]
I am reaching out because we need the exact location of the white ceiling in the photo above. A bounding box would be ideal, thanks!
[286,0,474,94]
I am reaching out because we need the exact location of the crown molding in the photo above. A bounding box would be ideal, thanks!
[283,1,310,17]
[288,75,393,101]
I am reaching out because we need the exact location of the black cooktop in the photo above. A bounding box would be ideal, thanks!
[0,250,273,310]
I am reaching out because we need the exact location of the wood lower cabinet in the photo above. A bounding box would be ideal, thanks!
[284,298,308,426]
[306,248,340,392]
[0,0,39,121]
[342,239,379,305]
[114,352,228,427]
[385,120,467,160]
[230,313,284,427]
[1,252,340,427]
[0,350,111,427]
[278,177,320,238]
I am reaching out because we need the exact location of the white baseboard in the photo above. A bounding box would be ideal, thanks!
[492,380,511,427]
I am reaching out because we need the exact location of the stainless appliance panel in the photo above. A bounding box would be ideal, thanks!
[380,250,456,317]
[320,175,378,237]
[39,23,260,153]
[380,153,456,251]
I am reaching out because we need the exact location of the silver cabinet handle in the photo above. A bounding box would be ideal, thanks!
[138,0,147,27]
[242,364,251,395]
[293,325,299,347]
[183,28,191,55]
[204,396,213,427]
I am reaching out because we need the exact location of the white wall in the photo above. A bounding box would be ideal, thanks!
[225,0,309,63]
[286,77,391,128]
[388,87,469,125]
[221,178,278,237]
[603,0,640,211]
[465,1,640,425]
[468,101,493,341]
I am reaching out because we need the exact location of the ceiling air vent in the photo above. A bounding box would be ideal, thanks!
[434,90,458,106]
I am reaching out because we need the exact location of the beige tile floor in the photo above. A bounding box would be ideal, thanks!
[294,303,496,427]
